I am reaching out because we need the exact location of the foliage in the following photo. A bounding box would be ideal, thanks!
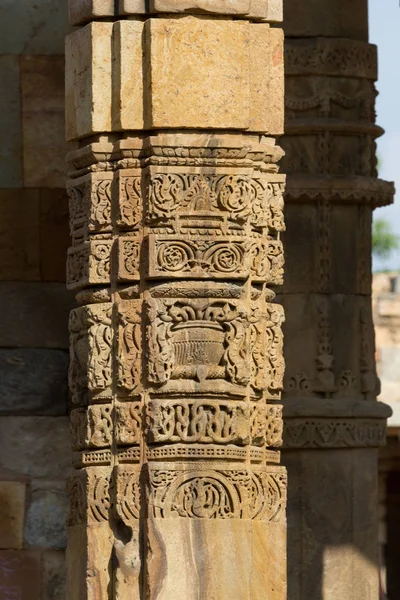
[372,218,399,260]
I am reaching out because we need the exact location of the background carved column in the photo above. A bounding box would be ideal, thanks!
[65,2,287,598]
[281,1,394,598]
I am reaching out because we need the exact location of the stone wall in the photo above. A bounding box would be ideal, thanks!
[0,2,73,598]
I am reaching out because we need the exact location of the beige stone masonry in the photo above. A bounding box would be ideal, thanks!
[66,18,284,138]
[69,0,283,24]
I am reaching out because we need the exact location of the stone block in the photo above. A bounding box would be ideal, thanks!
[0,550,41,600]
[0,283,73,349]
[0,0,70,54]
[249,24,284,134]
[24,481,68,549]
[66,22,113,140]
[39,189,70,282]
[69,0,115,25]
[66,18,282,139]
[0,189,40,281]
[0,56,22,187]
[0,482,26,549]
[148,17,250,130]
[0,417,72,479]
[119,0,146,15]
[0,348,68,416]
[283,0,368,41]
[43,551,66,600]
[70,0,281,20]
[112,20,145,131]
[21,56,70,188]
[150,0,251,14]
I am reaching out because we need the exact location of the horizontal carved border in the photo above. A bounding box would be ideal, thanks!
[283,418,387,448]
[285,38,377,80]
[285,176,394,208]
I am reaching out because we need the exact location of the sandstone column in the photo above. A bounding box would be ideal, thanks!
[280,1,394,598]
[65,2,286,598]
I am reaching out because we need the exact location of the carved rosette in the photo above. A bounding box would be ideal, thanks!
[66,3,287,597]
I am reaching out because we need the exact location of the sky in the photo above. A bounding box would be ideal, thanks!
[369,0,400,270]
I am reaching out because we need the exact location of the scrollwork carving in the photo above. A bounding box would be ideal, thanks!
[148,465,287,521]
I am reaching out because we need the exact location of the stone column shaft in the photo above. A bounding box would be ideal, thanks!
[281,1,394,599]
[65,2,287,598]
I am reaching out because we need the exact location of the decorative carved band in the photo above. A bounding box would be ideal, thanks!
[283,418,387,449]
[285,38,377,79]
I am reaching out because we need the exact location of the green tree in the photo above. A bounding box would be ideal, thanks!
[372,218,399,260]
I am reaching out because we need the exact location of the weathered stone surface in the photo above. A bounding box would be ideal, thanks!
[249,24,284,134]
[148,17,249,130]
[0,190,40,281]
[69,0,282,22]
[21,56,70,188]
[24,480,68,548]
[43,551,66,600]
[0,0,70,54]
[0,348,68,416]
[66,22,113,139]
[112,20,144,131]
[0,481,26,549]
[0,283,74,348]
[0,417,72,479]
[66,525,114,600]
[66,18,284,138]
[0,56,22,188]
[0,550,41,600]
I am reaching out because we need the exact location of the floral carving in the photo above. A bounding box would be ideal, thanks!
[67,240,112,290]
[69,303,113,403]
[117,173,142,229]
[115,402,142,446]
[118,238,141,281]
[116,301,142,395]
[148,465,287,521]
[68,174,113,243]
[146,173,285,234]
[70,404,113,450]
[116,466,141,523]
[67,467,112,526]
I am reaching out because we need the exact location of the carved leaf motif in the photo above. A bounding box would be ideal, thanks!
[118,176,142,228]
[117,302,142,394]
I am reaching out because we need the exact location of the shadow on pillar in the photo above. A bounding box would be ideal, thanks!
[282,447,381,600]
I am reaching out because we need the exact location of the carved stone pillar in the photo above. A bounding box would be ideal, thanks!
[281,2,394,599]
[65,2,286,598]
